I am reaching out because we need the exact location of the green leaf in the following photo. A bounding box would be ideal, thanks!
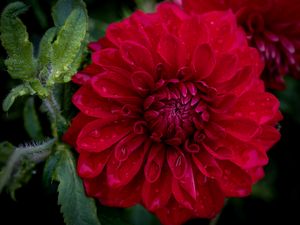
[2,83,35,111]
[7,159,35,199]
[53,144,101,225]
[126,205,160,225]
[0,1,36,80]
[23,97,43,140]
[48,6,88,85]
[28,0,48,29]
[0,142,14,168]
[98,206,131,225]
[276,78,300,123]
[56,35,88,83]
[37,27,57,74]
[42,150,61,188]
[52,0,87,27]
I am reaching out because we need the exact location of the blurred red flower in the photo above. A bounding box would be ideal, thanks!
[181,0,300,90]
[64,3,281,225]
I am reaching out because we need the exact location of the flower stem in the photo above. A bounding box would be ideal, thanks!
[43,91,67,138]
[0,139,55,193]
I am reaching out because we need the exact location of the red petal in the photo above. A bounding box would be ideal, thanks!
[92,72,141,103]
[194,174,225,218]
[215,116,260,141]
[84,172,142,207]
[106,141,149,187]
[192,43,216,79]
[106,21,129,46]
[77,119,131,152]
[210,94,237,115]
[142,163,172,211]
[167,147,187,179]
[144,143,165,183]
[78,150,112,178]
[120,41,154,73]
[204,132,268,168]
[157,2,188,34]
[154,197,194,225]
[231,92,280,124]
[88,41,102,52]
[179,17,209,55]
[63,113,94,148]
[247,166,265,183]
[72,64,103,85]
[193,151,222,178]
[158,33,188,69]
[72,86,122,118]
[131,71,155,96]
[217,160,252,197]
[178,157,197,199]
[92,48,131,75]
[253,125,281,150]
[172,178,194,210]
[114,134,146,162]
[208,53,238,83]
[130,11,163,48]
[217,66,253,95]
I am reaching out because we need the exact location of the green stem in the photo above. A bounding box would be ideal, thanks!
[43,91,67,138]
[0,139,55,193]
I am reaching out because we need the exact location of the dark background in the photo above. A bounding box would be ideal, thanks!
[0,0,299,225]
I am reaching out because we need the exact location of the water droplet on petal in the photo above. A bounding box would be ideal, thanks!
[90,129,101,138]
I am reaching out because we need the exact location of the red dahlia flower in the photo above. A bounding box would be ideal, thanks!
[181,0,300,90]
[64,3,282,225]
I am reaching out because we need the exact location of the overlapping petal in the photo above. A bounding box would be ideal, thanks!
[181,0,300,89]
[64,2,281,225]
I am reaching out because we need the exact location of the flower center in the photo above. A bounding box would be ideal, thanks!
[143,80,214,145]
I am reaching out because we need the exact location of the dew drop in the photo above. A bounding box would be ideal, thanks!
[235,112,243,117]
[249,101,255,106]
[90,129,100,138]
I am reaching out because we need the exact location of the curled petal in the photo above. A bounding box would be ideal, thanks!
[114,134,146,162]
[106,141,149,187]
[167,147,187,179]
[144,143,165,183]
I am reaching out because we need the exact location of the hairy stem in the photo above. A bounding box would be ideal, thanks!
[0,139,55,193]
[43,91,67,138]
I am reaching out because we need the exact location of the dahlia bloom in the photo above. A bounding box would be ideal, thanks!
[181,0,300,90]
[64,3,281,225]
